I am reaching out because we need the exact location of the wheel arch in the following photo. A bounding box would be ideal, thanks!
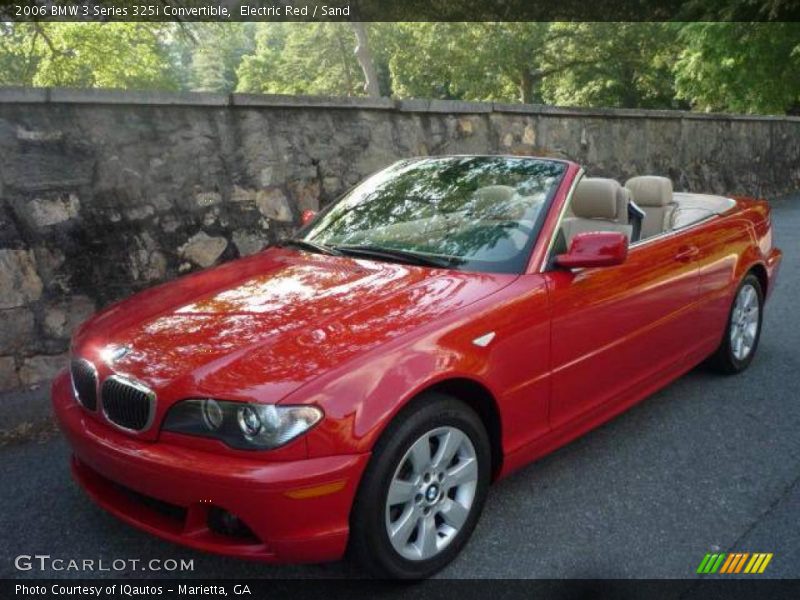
[747,262,768,296]
[346,374,500,577]
[418,377,504,480]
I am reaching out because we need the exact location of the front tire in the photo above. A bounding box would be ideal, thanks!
[349,393,491,579]
[708,273,764,374]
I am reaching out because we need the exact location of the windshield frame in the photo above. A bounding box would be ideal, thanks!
[293,155,570,275]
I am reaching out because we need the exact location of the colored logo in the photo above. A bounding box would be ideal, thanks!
[696,552,773,574]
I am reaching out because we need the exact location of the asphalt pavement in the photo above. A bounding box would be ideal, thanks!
[1,198,798,582]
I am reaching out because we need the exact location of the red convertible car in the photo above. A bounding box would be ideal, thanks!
[53,156,781,578]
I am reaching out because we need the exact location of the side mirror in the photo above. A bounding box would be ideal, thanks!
[555,231,628,269]
[300,209,317,226]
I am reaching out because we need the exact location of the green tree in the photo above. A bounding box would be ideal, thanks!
[541,23,681,109]
[236,23,363,96]
[384,23,499,101]
[2,21,799,116]
[385,23,614,104]
[8,22,181,90]
[188,23,255,93]
[673,22,800,114]
[0,22,37,86]
[477,22,586,104]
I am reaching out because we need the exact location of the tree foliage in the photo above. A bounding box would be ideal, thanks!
[0,21,798,115]
[541,23,683,109]
[237,23,362,96]
[2,23,180,90]
[673,22,800,113]
[187,23,256,93]
[0,22,34,86]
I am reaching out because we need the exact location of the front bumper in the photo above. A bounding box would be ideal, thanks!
[52,370,369,563]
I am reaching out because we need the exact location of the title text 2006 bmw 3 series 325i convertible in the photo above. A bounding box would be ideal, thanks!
[53,156,782,578]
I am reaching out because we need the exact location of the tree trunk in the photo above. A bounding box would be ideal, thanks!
[350,22,380,98]
[335,35,355,95]
[622,65,638,108]
[519,70,534,104]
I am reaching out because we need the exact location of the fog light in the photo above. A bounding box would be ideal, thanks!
[207,506,257,540]
[237,405,262,437]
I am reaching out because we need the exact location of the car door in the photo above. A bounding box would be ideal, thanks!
[686,213,753,363]
[543,230,700,429]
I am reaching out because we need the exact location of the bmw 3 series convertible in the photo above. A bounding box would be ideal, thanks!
[53,156,782,578]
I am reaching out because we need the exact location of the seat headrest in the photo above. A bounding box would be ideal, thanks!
[625,176,673,207]
[472,185,516,206]
[587,177,630,224]
[470,185,523,220]
[572,178,621,220]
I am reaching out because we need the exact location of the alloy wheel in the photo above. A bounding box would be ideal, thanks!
[384,426,478,561]
[730,282,760,361]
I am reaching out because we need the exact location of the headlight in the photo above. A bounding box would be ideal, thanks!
[162,399,323,450]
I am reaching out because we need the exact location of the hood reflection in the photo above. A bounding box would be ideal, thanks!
[75,248,512,402]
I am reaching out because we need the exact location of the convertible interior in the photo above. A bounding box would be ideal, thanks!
[325,173,737,265]
[557,175,737,249]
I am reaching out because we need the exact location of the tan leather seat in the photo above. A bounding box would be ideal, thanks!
[560,178,633,245]
[471,185,515,216]
[591,177,631,225]
[471,185,530,220]
[624,176,675,238]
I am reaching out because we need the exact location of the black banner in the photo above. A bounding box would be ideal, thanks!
[2,0,800,22]
[5,579,800,600]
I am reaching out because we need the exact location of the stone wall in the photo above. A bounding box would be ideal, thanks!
[1,87,799,393]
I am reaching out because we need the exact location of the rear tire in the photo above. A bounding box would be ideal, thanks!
[349,393,491,579]
[708,273,763,374]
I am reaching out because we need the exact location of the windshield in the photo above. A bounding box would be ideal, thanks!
[301,156,567,273]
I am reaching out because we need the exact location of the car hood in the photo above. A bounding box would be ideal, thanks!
[73,247,515,404]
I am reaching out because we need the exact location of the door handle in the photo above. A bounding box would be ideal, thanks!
[675,245,699,262]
